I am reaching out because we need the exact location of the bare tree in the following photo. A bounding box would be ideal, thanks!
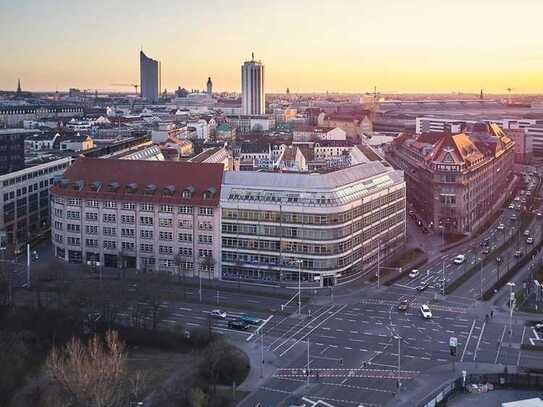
[201,254,215,281]
[46,331,145,407]
[174,254,187,299]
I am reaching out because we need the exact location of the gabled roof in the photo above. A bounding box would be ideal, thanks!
[51,157,224,206]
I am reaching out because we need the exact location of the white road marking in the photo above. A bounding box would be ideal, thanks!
[461,320,476,362]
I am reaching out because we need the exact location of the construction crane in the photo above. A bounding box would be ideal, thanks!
[111,83,139,95]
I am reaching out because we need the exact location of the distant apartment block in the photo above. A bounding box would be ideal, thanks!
[241,54,265,115]
[0,105,84,127]
[385,123,515,235]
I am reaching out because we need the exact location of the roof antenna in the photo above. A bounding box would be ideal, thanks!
[252,52,254,61]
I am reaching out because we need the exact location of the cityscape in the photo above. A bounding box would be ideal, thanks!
[1,1,543,407]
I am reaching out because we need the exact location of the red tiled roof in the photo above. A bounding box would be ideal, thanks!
[50,157,223,206]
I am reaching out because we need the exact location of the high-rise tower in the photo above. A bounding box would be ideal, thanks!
[140,50,161,102]
[241,53,265,115]
[206,77,213,95]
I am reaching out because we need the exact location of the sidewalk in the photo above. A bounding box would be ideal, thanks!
[233,337,278,392]
[389,362,515,407]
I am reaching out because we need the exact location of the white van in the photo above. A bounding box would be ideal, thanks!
[453,255,466,264]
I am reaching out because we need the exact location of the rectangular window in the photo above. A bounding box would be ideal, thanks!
[67,237,80,246]
[140,216,153,226]
[140,243,153,253]
[121,228,135,238]
[85,212,98,222]
[54,208,63,217]
[159,245,173,255]
[178,219,192,229]
[159,218,173,227]
[140,203,154,212]
[85,239,98,247]
[103,201,117,209]
[86,200,99,208]
[160,204,174,213]
[140,229,153,239]
[122,202,136,210]
[103,240,116,250]
[54,221,63,230]
[103,227,116,236]
[178,247,193,257]
[67,224,80,233]
[178,233,192,242]
[159,231,173,241]
[179,206,193,214]
[121,241,135,250]
[198,249,213,257]
[103,213,116,223]
[67,198,81,206]
[121,215,135,224]
[198,235,212,245]
[86,225,98,235]
[66,210,80,220]
[54,233,63,243]
[199,207,213,216]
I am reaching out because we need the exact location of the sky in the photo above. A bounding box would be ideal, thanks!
[1,0,543,94]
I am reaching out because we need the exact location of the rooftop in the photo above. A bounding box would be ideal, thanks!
[51,157,224,206]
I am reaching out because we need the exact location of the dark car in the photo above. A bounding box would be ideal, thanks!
[228,320,249,330]
[398,299,409,311]
[417,219,423,227]
[496,256,503,264]
[480,238,490,247]
[534,323,543,333]
[416,283,429,292]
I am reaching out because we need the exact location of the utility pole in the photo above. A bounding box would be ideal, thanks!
[306,335,310,386]
[199,269,202,303]
[26,243,31,288]
[298,260,302,316]
[442,260,445,295]
[395,335,401,392]
[260,329,264,378]
[480,256,484,299]
[377,241,381,289]
[507,282,515,366]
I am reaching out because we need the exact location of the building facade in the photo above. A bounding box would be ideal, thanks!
[385,123,515,235]
[1,157,72,246]
[220,162,406,287]
[241,54,265,115]
[140,50,161,102]
[50,158,223,278]
[0,129,31,175]
[0,105,84,127]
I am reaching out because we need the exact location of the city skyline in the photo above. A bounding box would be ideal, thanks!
[2,0,543,93]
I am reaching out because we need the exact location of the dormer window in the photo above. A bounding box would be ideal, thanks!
[91,181,102,192]
[108,182,120,192]
[182,186,195,199]
[73,180,84,191]
[203,187,216,200]
[145,184,157,195]
[126,183,138,193]
[164,185,176,196]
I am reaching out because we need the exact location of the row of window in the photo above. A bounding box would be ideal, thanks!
[55,198,214,216]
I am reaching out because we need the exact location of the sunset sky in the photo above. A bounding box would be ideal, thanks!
[2,0,543,93]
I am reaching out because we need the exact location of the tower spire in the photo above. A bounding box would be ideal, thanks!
[251,52,254,61]
[17,78,21,93]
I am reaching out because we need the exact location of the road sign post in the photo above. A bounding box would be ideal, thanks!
[449,336,458,371]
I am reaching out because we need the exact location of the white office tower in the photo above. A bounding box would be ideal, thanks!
[140,50,161,102]
[241,53,265,115]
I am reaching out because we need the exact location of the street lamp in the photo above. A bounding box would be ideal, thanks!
[507,282,516,366]
[287,258,303,316]
[394,335,401,392]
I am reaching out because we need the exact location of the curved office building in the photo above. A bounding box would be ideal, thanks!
[220,161,406,287]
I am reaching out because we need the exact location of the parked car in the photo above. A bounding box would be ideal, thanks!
[228,320,249,330]
[453,255,466,264]
[482,247,490,255]
[210,309,227,319]
[480,239,490,247]
[511,214,517,221]
[534,323,543,333]
[508,204,515,209]
[420,304,432,319]
[524,230,530,236]
[497,223,505,231]
[526,237,534,244]
[398,299,409,311]
[416,282,429,292]
[514,249,522,258]
[409,269,420,278]
[496,256,503,264]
